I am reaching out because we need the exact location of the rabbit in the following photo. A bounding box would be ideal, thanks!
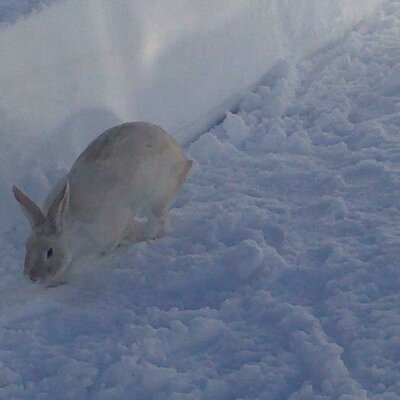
[12,122,192,287]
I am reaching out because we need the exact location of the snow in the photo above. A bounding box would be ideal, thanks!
[2,0,400,399]
[0,0,381,148]
[0,0,61,25]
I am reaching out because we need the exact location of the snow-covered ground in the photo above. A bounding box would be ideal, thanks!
[1,1,400,399]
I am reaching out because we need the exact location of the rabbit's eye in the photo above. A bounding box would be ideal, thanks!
[46,248,54,259]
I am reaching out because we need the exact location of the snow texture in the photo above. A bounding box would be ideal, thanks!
[0,0,62,25]
[0,0,381,149]
[2,0,400,399]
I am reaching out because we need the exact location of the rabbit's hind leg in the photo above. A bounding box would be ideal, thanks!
[117,216,149,248]
[144,210,167,240]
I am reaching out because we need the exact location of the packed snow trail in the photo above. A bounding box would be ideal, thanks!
[1,2,400,399]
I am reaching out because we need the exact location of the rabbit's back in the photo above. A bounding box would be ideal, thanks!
[72,122,181,172]
[60,122,189,250]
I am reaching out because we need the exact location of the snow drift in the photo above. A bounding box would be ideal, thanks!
[0,0,381,145]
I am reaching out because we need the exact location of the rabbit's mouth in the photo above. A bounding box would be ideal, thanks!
[43,271,67,287]
[43,258,72,287]
[25,269,63,287]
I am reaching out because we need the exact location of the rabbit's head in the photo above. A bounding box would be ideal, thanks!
[12,183,70,286]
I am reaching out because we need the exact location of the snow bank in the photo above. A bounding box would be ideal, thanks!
[0,0,381,146]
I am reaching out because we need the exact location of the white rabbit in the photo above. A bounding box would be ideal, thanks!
[12,122,192,286]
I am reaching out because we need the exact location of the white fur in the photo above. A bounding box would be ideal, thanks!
[13,122,192,286]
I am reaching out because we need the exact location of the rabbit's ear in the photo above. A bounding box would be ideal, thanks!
[46,181,70,234]
[12,186,45,229]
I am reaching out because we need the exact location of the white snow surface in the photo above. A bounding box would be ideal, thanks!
[0,0,62,24]
[2,1,400,399]
[0,0,381,147]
